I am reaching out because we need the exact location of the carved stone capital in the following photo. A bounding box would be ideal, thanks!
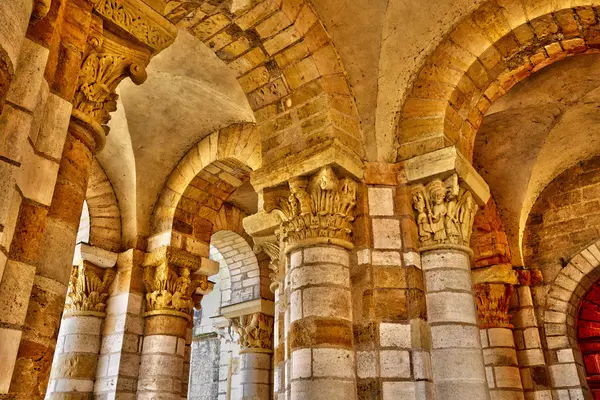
[65,261,116,316]
[266,166,358,252]
[72,32,150,152]
[233,312,274,352]
[143,247,217,319]
[474,282,514,329]
[253,235,282,293]
[411,173,478,250]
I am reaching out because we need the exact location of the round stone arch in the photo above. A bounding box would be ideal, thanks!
[148,122,261,251]
[85,159,121,252]
[396,0,600,162]
[164,0,364,162]
[541,240,600,394]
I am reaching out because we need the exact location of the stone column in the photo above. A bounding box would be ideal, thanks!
[411,172,490,399]
[46,244,117,398]
[253,236,284,400]
[137,246,217,400]
[265,166,358,400]
[222,302,275,400]
[6,3,176,396]
[472,264,523,399]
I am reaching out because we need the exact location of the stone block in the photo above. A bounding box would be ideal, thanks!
[0,327,22,392]
[312,348,354,378]
[380,322,411,348]
[302,286,352,320]
[63,333,101,353]
[6,39,49,112]
[142,335,178,355]
[382,381,416,400]
[548,363,580,387]
[303,246,349,266]
[356,350,376,378]
[0,260,36,325]
[372,218,402,249]
[413,350,433,380]
[494,366,523,389]
[372,250,402,266]
[380,349,411,378]
[426,292,477,324]
[368,187,394,216]
[425,268,471,292]
[290,379,356,400]
[0,104,31,162]
[488,327,515,348]
[431,325,481,349]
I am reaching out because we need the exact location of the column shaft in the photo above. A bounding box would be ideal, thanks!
[46,315,103,398]
[9,120,95,398]
[137,314,188,399]
[273,287,285,399]
[288,245,356,400]
[422,249,489,399]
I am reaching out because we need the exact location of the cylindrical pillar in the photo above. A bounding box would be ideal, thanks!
[46,246,116,399]
[288,245,356,399]
[235,312,274,399]
[422,249,489,399]
[474,282,523,399]
[138,314,189,399]
[137,246,216,399]
[9,117,99,398]
[273,286,285,399]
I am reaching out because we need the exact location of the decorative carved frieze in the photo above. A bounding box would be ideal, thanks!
[411,173,477,248]
[269,166,358,250]
[91,0,177,52]
[143,247,211,317]
[474,282,514,329]
[65,262,116,314]
[234,312,274,350]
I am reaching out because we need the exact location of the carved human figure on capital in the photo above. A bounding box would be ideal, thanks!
[411,173,477,248]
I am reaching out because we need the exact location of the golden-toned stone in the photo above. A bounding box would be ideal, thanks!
[64,261,115,314]
[234,312,274,350]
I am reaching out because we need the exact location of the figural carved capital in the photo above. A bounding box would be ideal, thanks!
[234,312,274,352]
[65,261,116,316]
[143,247,215,320]
[411,173,478,251]
[268,166,358,252]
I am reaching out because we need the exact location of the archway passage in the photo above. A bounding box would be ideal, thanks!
[578,280,600,398]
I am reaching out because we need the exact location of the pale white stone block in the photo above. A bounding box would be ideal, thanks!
[480,329,489,348]
[403,251,421,269]
[62,315,102,335]
[424,268,472,293]
[372,218,402,249]
[548,363,580,387]
[431,325,481,349]
[368,187,394,216]
[290,290,302,323]
[426,292,477,324]
[357,249,371,265]
[142,335,178,354]
[312,348,354,378]
[380,350,410,378]
[421,251,469,271]
[382,381,416,400]
[303,246,349,266]
[356,351,377,378]
[486,366,495,388]
[291,349,311,379]
[431,348,487,381]
[413,350,433,380]
[372,250,402,265]
[55,378,94,392]
[380,322,411,348]
[6,39,49,112]
[557,349,575,363]
[63,333,101,353]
